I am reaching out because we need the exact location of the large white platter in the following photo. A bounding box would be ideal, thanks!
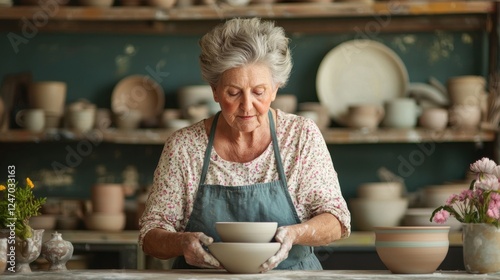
[316,39,409,125]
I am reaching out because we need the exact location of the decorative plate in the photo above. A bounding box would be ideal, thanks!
[316,39,409,125]
[111,75,165,123]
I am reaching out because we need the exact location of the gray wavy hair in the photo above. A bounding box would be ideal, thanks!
[199,17,292,88]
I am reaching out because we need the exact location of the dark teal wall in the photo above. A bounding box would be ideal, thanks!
[0,29,492,201]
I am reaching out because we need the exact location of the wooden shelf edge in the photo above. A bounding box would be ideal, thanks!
[0,127,495,145]
[0,1,494,21]
[322,128,496,144]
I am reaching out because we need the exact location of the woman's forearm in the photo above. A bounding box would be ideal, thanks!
[289,212,343,246]
[142,228,185,260]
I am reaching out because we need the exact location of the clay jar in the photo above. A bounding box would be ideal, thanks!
[346,104,384,130]
[447,75,485,106]
[41,232,73,271]
[419,107,448,130]
[91,183,125,213]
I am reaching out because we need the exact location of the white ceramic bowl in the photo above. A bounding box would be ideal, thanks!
[215,222,277,243]
[374,226,450,274]
[29,215,57,230]
[349,198,408,231]
[402,208,461,231]
[208,242,280,274]
[422,184,468,208]
[357,182,403,200]
[84,212,126,232]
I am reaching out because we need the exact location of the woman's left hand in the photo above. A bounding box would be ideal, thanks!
[259,226,296,273]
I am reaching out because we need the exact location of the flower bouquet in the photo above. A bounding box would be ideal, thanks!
[430,157,500,227]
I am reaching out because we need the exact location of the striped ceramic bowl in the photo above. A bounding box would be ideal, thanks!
[374,226,450,274]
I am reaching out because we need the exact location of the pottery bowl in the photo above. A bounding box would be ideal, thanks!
[215,222,278,243]
[349,197,408,231]
[84,212,126,232]
[271,94,297,113]
[29,215,57,230]
[402,208,461,231]
[422,184,469,208]
[356,182,403,200]
[208,242,280,274]
[374,226,450,274]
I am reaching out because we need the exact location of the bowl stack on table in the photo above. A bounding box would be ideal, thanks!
[349,182,409,231]
[208,222,279,274]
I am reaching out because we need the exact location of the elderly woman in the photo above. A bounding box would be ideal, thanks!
[139,17,350,272]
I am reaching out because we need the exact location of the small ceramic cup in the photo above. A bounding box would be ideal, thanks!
[346,104,384,129]
[16,109,45,132]
[419,107,448,130]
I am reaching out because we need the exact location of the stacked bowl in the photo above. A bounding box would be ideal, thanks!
[208,222,279,274]
[349,182,408,231]
[85,184,126,232]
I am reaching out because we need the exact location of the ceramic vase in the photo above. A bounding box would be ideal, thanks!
[0,238,7,273]
[463,223,500,274]
[15,229,44,273]
[42,232,74,271]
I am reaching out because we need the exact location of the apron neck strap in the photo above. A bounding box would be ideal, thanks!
[199,110,287,186]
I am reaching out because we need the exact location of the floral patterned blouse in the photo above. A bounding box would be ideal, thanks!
[139,110,351,246]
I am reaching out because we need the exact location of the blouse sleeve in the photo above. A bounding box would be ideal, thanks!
[296,118,351,238]
[138,132,190,247]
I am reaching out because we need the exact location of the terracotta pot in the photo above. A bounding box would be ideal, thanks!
[28,81,67,117]
[463,223,500,274]
[91,184,124,213]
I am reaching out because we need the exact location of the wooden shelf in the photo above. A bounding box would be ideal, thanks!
[0,127,495,145]
[0,1,494,34]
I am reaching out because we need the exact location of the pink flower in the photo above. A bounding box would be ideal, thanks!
[471,157,497,174]
[475,173,500,191]
[432,209,450,224]
[487,193,500,219]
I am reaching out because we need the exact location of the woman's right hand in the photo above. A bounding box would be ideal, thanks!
[181,232,222,268]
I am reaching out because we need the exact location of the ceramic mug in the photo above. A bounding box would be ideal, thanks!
[383,98,421,128]
[16,109,45,132]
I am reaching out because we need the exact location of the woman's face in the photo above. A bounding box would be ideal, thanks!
[213,63,278,133]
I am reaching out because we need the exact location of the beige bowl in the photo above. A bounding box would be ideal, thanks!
[422,184,469,208]
[357,182,403,200]
[84,212,126,232]
[215,222,277,243]
[402,208,461,231]
[29,215,57,230]
[208,242,280,274]
[271,94,297,113]
[349,198,408,231]
[374,226,450,274]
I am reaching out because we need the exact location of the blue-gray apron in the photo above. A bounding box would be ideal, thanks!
[172,111,322,270]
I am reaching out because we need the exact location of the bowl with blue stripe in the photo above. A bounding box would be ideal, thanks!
[374,226,450,274]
